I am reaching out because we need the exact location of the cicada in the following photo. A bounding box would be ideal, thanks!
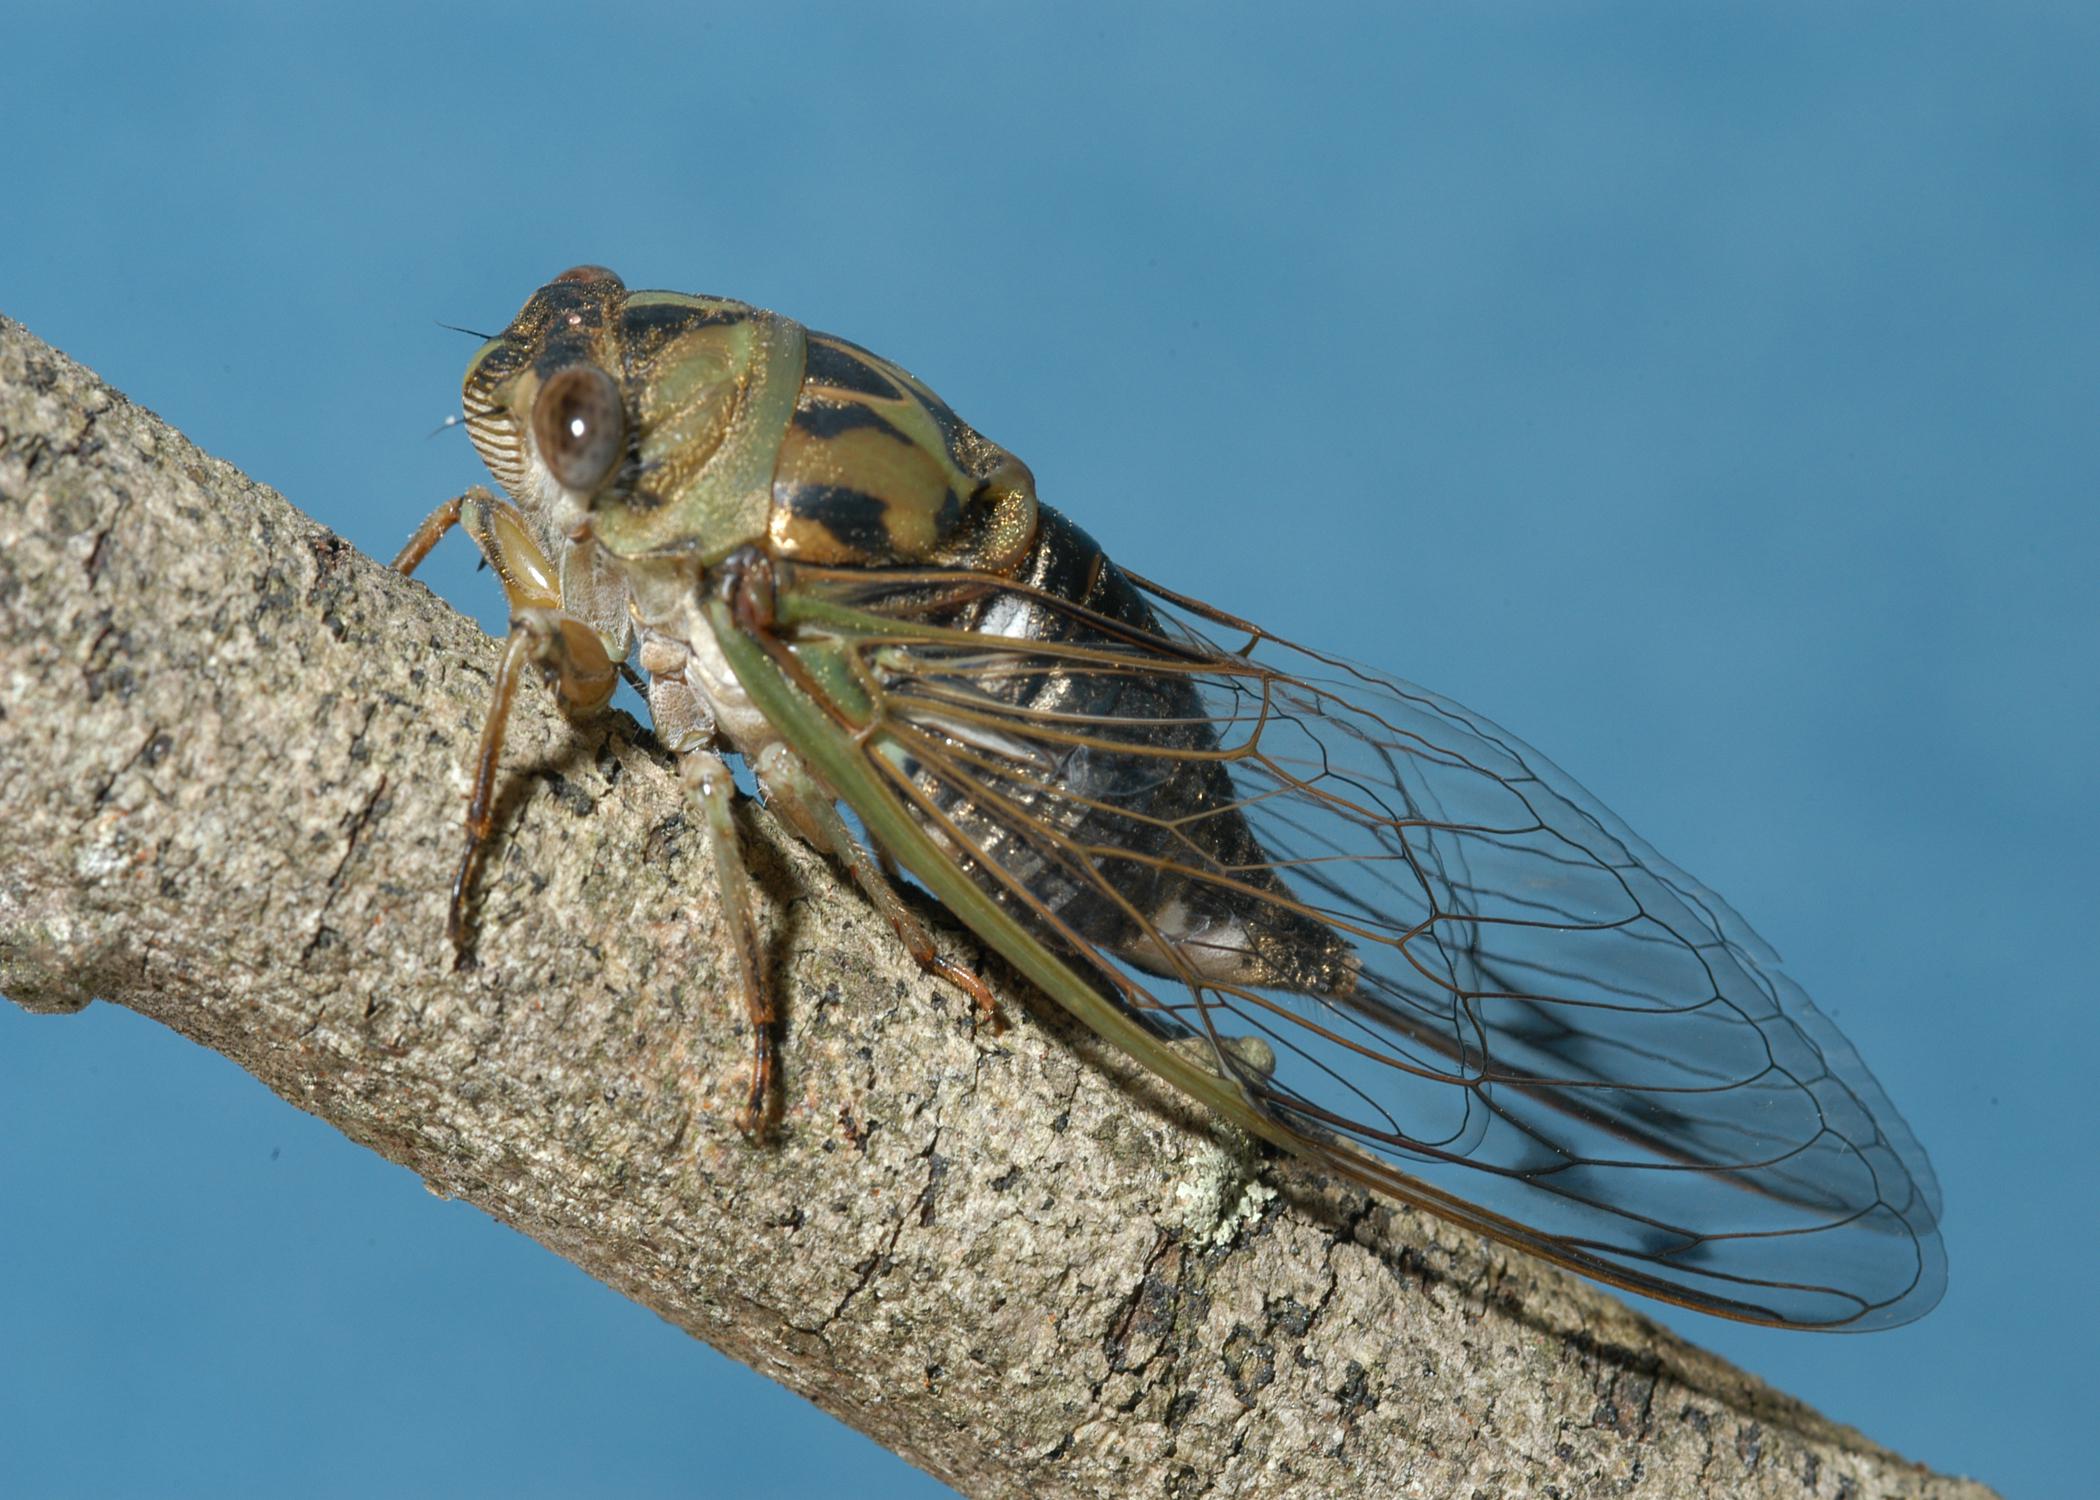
[394,266,1944,1331]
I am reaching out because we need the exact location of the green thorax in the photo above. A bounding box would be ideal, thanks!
[462,267,1038,574]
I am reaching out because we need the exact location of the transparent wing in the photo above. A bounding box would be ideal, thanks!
[768,561,1945,1330]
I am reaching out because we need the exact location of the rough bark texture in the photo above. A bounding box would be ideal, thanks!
[0,316,1995,1500]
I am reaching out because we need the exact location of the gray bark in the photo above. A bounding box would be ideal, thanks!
[0,315,1995,1500]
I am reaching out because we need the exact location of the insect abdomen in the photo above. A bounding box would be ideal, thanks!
[900,507,1357,1002]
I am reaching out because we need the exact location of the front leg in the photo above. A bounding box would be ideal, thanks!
[394,490,620,953]
[447,607,619,951]
[394,486,560,614]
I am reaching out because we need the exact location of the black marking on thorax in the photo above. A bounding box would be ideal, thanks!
[805,335,906,401]
[779,486,894,556]
[793,399,913,444]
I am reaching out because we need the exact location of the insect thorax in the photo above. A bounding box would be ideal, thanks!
[462,271,1039,575]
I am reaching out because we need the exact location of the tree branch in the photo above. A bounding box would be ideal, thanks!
[0,316,1993,1500]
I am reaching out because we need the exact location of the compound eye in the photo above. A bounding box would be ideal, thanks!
[531,365,624,494]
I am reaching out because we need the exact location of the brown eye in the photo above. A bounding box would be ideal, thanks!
[531,365,624,493]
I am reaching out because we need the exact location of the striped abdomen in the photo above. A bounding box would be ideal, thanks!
[887,505,1358,1003]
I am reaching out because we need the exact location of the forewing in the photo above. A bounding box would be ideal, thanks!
[776,565,1945,1330]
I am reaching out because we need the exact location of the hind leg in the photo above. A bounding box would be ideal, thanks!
[752,743,1002,1031]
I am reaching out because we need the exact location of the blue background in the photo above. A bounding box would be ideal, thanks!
[3,5,2092,1495]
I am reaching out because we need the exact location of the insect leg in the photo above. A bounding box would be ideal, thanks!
[679,749,776,1138]
[394,486,564,616]
[397,487,621,953]
[449,607,620,952]
[391,492,469,575]
[752,743,1003,1031]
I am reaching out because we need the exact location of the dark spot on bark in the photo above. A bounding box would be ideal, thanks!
[1221,1324,1274,1404]
[308,531,352,575]
[1336,1360,1377,1416]
[82,617,136,702]
[537,770,595,816]
[646,813,686,864]
[253,560,297,618]
[918,1153,947,1226]
[1267,1296,1312,1340]
[1735,1422,1763,1469]
[1592,1370,1655,1439]
[838,1107,869,1152]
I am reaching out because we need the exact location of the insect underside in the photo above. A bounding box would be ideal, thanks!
[393,265,1946,1331]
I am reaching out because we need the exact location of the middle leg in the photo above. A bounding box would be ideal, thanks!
[752,742,1003,1031]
